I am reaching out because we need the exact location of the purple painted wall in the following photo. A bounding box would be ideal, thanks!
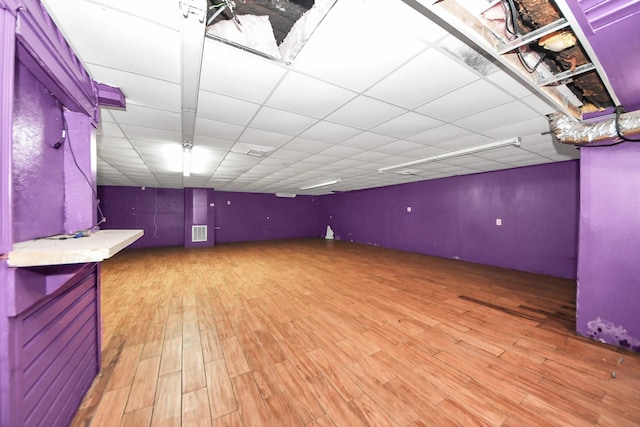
[577,143,640,351]
[320,161,579,279]
[184,187,215,248]
[213,192,320,244]
[98,186,185,248]
[64,109,96,233]
[12,62,66,242]
[98,187,321,247]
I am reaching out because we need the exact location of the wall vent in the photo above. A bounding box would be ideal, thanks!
[192,225,207,242]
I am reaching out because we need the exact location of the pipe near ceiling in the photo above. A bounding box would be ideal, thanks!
[549,109,640,145]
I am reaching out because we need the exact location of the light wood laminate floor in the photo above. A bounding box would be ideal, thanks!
[71,239,640,426]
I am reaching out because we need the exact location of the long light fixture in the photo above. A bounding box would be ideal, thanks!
[179,0,206,177]
[300,179,341,191]
[378,137,521,174]
[182,143,192,177]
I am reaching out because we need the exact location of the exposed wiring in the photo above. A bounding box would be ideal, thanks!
[503,0,546,73]
[153,187,159,239]
[517,48,546,73]
[60,106,107,228]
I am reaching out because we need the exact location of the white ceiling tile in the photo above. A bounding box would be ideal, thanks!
[282,137,333,153]
[130,139,180,153]
[250,107,317,135]
[416,79,514,122]
[303,154,342,165]
[97,146,139,158]
[326,96,406,130]
[96,121,125,138]
[195,117,244,141]
[120,125,181,144]
[111,105,180,131]
[83,0,180,29]
[453,101,539,133]
[407,124,472,144]
[300,121,362,143]
[521,94,558,116]
[349,151,393,162]
[194,134,236,151]
[238,128,292,148]
[269,149,312,161]
[375,140,429,155]
[291,0,429,91]
[370,112,442,139]
[266,72,356,118]
[483,116,550,140]
[197,91,261,125]
[96,137,134,149]
[403,145,449,159]
[487,70,534,98]
[435,134,494,150]
[43,0,180,82]
[366,48,479,109]
[200,40,286,103]
[318,145,364,158]
[341,132,396,149]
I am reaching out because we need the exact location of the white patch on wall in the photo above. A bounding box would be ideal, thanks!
[325,225,334,240]
[192,225,208,242]
[587,317,640,351]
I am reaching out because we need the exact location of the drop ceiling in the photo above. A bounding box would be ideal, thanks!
[42,0,583,195]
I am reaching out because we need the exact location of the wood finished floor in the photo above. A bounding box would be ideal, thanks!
[71,239,640,427]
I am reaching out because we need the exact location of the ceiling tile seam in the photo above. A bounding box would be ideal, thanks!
[85,0,182,32]
[85,61,183,86]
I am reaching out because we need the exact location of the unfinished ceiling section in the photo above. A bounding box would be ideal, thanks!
[206,0,313,43]
[495,0,612,111]
[408,0,617,120]
[205,0,330,61]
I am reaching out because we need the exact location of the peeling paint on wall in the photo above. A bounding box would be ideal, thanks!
[587,317,640,352]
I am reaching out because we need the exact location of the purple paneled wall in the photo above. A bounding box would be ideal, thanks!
[577,144,640,351]
[212,192,320,244]
[320,161,579,279]
[98,186,185,248]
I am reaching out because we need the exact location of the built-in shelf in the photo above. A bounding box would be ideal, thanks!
[7,229,144,267]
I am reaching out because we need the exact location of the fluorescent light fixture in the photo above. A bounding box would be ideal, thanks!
[182,144,192,177]
[300,179,341,191]
[378,138,521,174]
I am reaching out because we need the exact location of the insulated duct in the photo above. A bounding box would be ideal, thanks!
[549,110,640,145]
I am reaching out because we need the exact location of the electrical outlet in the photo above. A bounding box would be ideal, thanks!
[407,206,412,212]
[496,218,502,226]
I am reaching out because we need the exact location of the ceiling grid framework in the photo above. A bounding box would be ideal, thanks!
[43,0,586,195]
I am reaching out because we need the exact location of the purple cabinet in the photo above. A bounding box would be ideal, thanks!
[2,263,101,427]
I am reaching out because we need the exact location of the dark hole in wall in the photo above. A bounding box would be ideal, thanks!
[207,0,314,44]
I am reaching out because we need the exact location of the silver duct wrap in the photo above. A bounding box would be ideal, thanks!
[549,110,640,145]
